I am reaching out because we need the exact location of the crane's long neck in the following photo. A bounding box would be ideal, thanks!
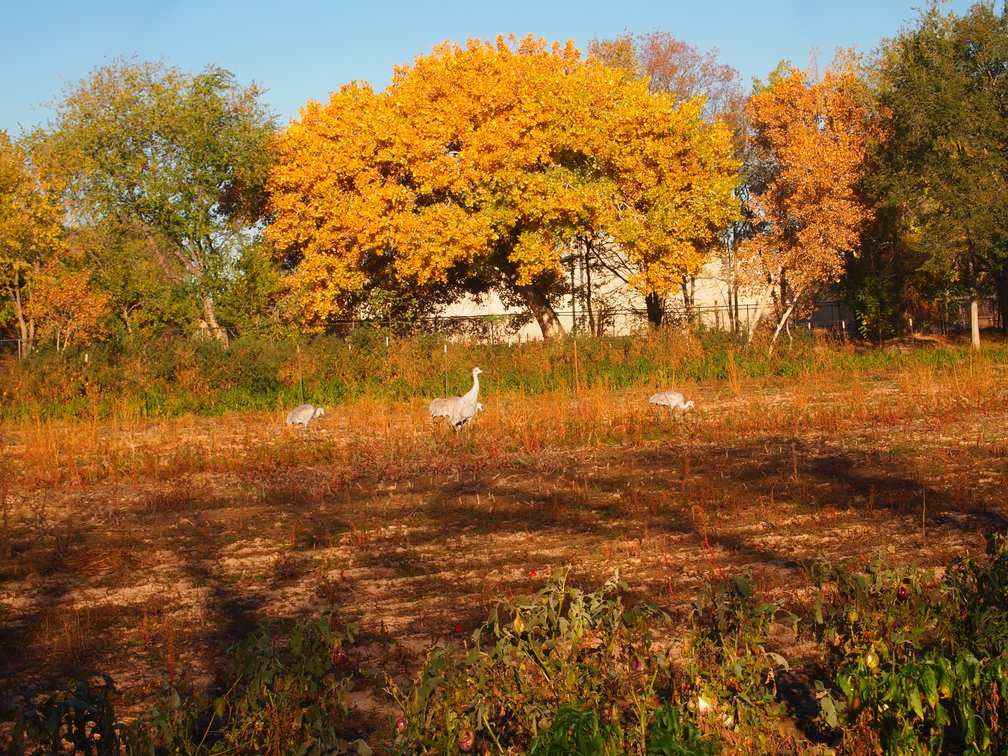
[462,373,480,403]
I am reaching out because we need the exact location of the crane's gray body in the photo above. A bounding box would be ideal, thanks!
[430,367,482,431]
[286,403,325,427]
[648,391,695,414]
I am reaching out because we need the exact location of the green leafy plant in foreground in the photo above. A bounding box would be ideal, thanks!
[7,545,1008,754]
[206,609,370,755]
[5,675,122,755]
[813,535,1008,753]
[388,570,718,754]
[686,573,793,733]
[4,610,371,755]
[525,703,717,755]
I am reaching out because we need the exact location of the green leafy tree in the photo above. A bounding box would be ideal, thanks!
[872,2,1008,344]
[217,239,289,338]
[68,219,196,340]
[43,58,276,343]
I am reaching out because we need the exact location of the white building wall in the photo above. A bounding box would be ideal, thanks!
[438,258,764,341]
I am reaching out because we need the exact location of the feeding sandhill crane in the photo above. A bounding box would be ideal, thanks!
[430,367,483,432]
[648,390,695,416]
[286,403,325,427]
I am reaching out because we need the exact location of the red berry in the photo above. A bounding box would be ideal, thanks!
[396,715,407,733]
[897,585,910,602]
[332,647,348,665]
[453,624,463,633]
[529,570,538,577]
[458,727,475,752]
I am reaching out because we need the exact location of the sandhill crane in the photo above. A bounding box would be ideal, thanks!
[286,403,325,427]
[430,367,483,432]
[648,390,695,416]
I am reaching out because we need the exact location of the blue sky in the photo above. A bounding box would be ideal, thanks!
[0,0,986,136]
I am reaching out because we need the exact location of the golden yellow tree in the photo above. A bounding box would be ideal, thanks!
[741,54,876,347]
[589,32,746,326]
[268,36,739,338]
[0,131,64,353]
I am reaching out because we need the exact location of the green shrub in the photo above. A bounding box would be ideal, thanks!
[686,573,792,730]
[812,536,1008,753]
[387,571,715,755]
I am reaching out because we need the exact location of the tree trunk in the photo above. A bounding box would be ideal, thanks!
[201,293,228,345]
[645,292,665,328]
[680,275,696,324]
[515,281,565,340]
[970,296,981,349]
[769,292,800,355]
[746,281,776,345]
[10,281,33,358]
[732,285,740,334]
[583,239,596,337]
[495,251,565,341]
[12,284,27,343]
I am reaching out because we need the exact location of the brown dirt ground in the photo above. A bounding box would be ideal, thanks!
[1,366,1006,749]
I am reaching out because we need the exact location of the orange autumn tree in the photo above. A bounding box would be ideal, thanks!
[741,54,876,347]
[24,261,110,351]
[267,35,739,338]
[0,132,65,353]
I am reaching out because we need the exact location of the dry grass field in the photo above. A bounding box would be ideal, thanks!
[1,346,1006,750]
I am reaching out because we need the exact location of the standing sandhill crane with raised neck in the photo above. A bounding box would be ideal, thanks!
[648,390,695,417]
[429,367,483,432]
[286,403,325,428]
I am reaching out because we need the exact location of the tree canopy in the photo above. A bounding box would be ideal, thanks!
[267,35,739,338]
[43,58,276,342]
[6,12,1008,350]
[0,131,65,348]
[741,53,876,347]
[868,1,1008,343]
[587,31,746,326]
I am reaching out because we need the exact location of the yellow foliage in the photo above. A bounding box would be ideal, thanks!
[1,131,67,342]
[0,132,63,274]
[267,36,740,328]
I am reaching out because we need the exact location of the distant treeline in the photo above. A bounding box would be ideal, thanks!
[2,4,1007,356]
